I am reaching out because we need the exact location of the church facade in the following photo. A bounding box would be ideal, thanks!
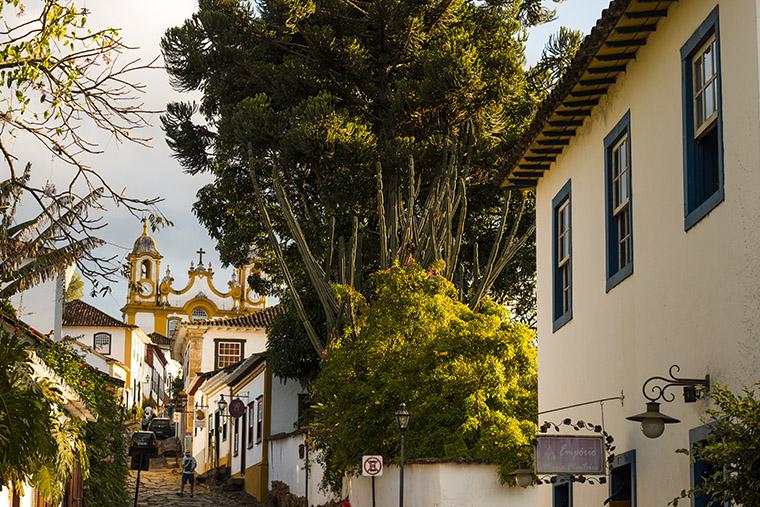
[121,221,267,337]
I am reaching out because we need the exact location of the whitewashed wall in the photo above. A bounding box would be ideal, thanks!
[9,264,73,338]
[230,371,265,476]
[62,326,128,364]
[131,329,149,406]
[345,463,537,507]
[269,434,335,506]
[134,311,154,334]
[203,387,233,471]
[270,376,304,435]
[191,391,210,472]
[198,327,267,372]
[0,484,35,507]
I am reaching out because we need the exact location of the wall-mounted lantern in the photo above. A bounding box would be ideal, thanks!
[626,364,710,439]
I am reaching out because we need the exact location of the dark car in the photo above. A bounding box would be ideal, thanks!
[148,417,175,440]
[129,431,158,457]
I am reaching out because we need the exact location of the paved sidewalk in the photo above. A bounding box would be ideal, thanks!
[128,465,264,506]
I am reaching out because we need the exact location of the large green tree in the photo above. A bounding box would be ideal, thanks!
[309,261,537,492]
[162,0,570,377]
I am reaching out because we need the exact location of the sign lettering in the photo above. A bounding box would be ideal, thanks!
[535,435,605,475]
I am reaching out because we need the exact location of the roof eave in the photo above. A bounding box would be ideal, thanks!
[504,0,675,187]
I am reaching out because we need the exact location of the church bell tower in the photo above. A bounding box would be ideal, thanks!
[127,219,163,304]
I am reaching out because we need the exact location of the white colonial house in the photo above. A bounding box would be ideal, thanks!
[172,305,282,436]
[62,299,151,408]
[504,0,760,505]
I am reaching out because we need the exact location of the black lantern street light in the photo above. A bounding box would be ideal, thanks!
[626,365,710,439]
[395,403,410,507]
[217,394,228,414]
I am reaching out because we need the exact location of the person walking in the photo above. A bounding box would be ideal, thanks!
[177,450,197,497]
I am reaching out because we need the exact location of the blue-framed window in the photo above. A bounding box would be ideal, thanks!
[604,111,633,291]
[608,450,636,507]
[681,7,723,231]
[552,180,572,332]
[553,475,573,507]
[690,425,729,507]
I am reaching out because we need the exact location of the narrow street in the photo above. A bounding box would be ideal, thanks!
[127,460,264,507]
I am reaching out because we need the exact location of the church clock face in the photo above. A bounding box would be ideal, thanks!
[139,280,153,296]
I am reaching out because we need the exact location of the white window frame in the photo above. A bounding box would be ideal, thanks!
[692,35,719,139]
[557,201,571,314]
[191,308,208,321]
[611,135,631,270]
[216,341,243,369]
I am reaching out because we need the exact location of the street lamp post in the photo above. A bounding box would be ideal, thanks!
[395,403,410,507]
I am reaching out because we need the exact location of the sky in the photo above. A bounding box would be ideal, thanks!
[35,0,609,318]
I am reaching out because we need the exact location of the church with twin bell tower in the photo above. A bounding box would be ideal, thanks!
[121,220,267,337]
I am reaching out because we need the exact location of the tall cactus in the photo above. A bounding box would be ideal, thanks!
[248,144,535,356]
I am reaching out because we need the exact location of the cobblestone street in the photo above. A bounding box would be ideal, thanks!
[128,462,264,507]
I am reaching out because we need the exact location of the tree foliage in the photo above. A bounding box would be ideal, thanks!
[64,270,84,302]
[38,338,130,505]
[0,0,163,294]
[309,262,537,492]
[161,0,572,377]
[670,383,760,506]
[0,327,88,504]
[528,26,583,94]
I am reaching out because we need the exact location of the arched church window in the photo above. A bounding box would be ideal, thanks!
[167,317,181,337]
[141,259,151,279]
[191,308,208,321]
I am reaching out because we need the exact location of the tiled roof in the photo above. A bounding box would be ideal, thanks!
[149,332,172,346]
[504,0,673,187]
[63,299,134,328]
[194,304,284,328]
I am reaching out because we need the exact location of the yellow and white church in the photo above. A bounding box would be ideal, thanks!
[121,220,267,337]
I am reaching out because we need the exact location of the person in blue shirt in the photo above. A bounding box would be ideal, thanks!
[177,450,197,497]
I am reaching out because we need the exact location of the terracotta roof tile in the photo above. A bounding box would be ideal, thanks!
[194,304,284,328]
[149,332,172,347]
[63,300,134,328]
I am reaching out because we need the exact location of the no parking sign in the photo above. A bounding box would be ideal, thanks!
[362,455,383,477]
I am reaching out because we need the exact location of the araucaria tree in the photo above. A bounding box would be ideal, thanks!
[162,0,570,369]
[309,262,537,492]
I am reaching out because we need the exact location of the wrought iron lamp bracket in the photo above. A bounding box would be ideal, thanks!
[642,365,710,404]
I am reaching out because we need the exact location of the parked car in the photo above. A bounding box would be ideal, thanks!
[148,417,175,440]
[129,431,158,457]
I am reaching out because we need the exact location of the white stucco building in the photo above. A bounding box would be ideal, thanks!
[172,306,282,464]
[62,299,151,408]
[504,0,760,505]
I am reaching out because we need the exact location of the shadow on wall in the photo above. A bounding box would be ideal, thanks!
[270,481,346,507]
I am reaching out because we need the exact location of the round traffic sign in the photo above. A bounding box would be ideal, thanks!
[362,456,383,477]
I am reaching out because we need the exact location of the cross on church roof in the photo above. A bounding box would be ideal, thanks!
[196,248,206,265]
